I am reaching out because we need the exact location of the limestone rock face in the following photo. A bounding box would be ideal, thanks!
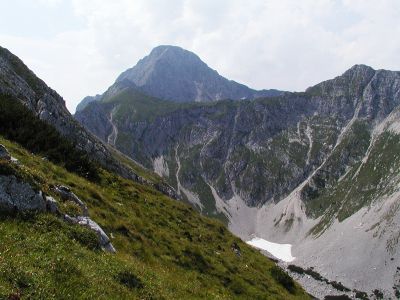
[77,64,400,209]
[75,94,101,113]
[0,175,46,212]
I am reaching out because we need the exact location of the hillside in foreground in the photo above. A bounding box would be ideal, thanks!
[0,94,309,299]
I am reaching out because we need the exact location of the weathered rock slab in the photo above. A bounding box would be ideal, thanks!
[65,215,116,253]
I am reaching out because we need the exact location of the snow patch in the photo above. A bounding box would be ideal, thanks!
[247,237,295,262]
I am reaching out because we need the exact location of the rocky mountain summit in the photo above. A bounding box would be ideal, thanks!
[76,45,282,112]
[77,63,400,297]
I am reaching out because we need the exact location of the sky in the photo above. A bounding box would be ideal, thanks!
[1,0,400,113]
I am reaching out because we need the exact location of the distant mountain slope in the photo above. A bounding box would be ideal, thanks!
[76,64,400,298]
[75,94,101,112]
[76,45,282,112]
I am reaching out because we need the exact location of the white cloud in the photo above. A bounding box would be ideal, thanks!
[1,0,400,113]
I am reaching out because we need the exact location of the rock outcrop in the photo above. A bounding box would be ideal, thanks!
[55,185,89,217]
[53,184,115,252]
[0,175,46,213]
[64,215,116,253]
[0,145,115,252]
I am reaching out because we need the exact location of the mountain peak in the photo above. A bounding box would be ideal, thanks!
[345,64,375,75]
[150,45,199,56]
[113,45,282,103]
[142,45,203,66]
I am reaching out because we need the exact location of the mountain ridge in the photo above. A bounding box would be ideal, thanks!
[76,62,400,297]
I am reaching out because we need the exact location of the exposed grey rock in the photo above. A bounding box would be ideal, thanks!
[65,215,116,253]
[45,196,59,214]
[54,185,88,216]
[10,157,19,164]
[0,175,46,212]
[77,64,400,208]
[231,242,241,257]
[0,151,115,252]
[0,144,11,160]
[52,184,116,252]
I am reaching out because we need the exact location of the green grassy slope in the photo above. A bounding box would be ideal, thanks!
[0,135,309,299]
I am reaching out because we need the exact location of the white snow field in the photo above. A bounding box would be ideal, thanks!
[246,237,295,262]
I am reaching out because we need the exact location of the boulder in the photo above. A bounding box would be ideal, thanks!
[54,185,88,216]
[65,215,116,253]
[0,175,46,212]
[45,196,59,214]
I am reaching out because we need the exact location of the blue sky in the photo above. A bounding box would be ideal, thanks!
[1,0,400,113]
